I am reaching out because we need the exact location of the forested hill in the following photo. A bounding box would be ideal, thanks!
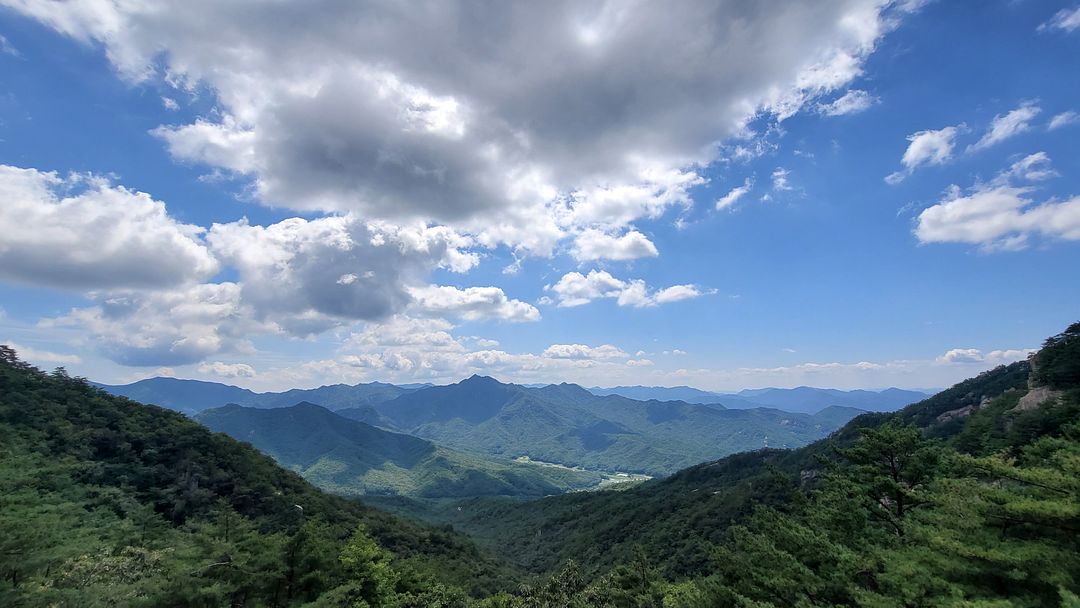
[407,322,1080,607]
[3,322,1078,607]
[196,402,603,498]
[0,346,514,605]
[367,375,861,475]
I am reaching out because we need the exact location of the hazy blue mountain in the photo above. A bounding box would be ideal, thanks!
[371,376,859,475]
[588,384,931,414]
[722,386,931,414]
[96,377,418,414]
[92,377,259,414]
[242,382,414,410]
[587,385,726,404]
[196,402,602,499]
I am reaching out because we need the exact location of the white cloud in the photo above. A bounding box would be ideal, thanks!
[771,167,793,191]
[161,96,179,111]
[197,361,257,378]
[915,184,1080,250]
[9,0,909,250]
[716,178,753,210]
[406,285,540,323]
[571,229,658,262]
[993,152,1058,184]
[43,283,261,366]
[817,89,879,116]
[936,348,1033,365]
[654,285,707,304]
[626,359,654,367]
[1039,6,1080,32]
[546,270,627,308]
[0,165,218,290]
[542,344,629,360]
[885,126,960,184]
[546,270,709,308]
[1,341,81,365]
[206,215,478,333]
[968,102,1041,152]
[1048,111,1079,130]
[935,348,983,365]
[0,34,19,57]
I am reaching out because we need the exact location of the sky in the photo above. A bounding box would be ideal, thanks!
[0,0,1078,392]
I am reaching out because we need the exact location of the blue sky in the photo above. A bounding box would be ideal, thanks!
[0,1,1078,391]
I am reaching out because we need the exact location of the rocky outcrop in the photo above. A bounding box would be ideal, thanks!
[937,395,990,423]
[1013,386,1062,412]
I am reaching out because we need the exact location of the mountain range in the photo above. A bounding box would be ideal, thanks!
[97,377,928,417]
[94,376,419,415]
[357,376,863,475]
[196,401,603,499]
[98,375,867,477]
[588,385,932,413]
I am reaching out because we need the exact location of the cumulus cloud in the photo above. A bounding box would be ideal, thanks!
[9,0,910,248]
[1039,6,1080,32]
[817,89,879,116]
[936,348,1034,365]
[546,270,710,308]
[1,341,81,365]
[0,165,218,290]
[968,102,1041,152]
[206,215,478,333]
[715,178,753,210]
[407,285,540,322]
[43,283,261,366]
[915,184,1080,250]
[885,126,960,184]
[654,285,707,304]
[542,344,629,360]
[1049,111,1079,130]
[993,152,1058,184]
[263,314,637,386]
[571,229,658,261]
[198,361,257,378]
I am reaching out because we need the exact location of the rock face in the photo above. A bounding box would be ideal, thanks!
[937,395,991,423]
[1013,386,1062,412]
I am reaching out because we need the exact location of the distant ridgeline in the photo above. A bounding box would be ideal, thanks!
[103,375,868,480]
[195,402,605,500]
[3,320,1078,606]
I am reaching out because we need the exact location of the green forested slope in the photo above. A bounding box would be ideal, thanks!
[400,326,1076,596]
[451,322,1080,607]
[0,347,514,606]
[196,402,602,499]
[373,376,861,475]
[4,321,1078,607]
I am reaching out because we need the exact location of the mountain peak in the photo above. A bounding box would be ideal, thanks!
[462,374,503,386]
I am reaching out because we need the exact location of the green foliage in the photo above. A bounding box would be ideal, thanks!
[0,346,514,605]
[197,402,602,499]
[1031,322,1080,390]
[4,318,1080,607]
[371,376,860,476]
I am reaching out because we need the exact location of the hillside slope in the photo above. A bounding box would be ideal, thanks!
[372,376,861,475]
[197,403,602,498]
[0,347,515,605]
[406,353,1063,580]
